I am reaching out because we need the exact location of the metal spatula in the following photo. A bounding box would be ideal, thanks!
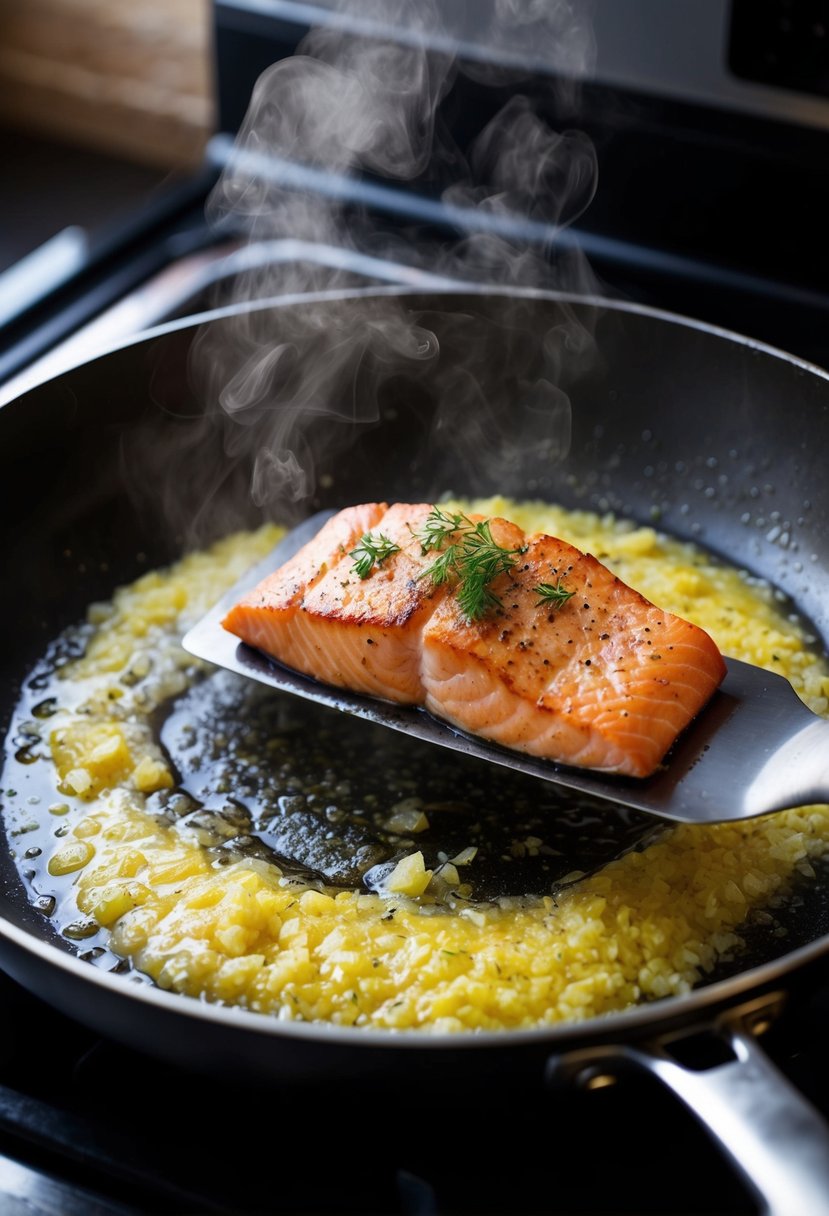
[182,511,829,826]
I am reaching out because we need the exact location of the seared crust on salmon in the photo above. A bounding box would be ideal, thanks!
[222,503,444,702]
[222,504,727,778]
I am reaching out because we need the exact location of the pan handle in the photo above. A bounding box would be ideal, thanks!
[550,1000,829,1216]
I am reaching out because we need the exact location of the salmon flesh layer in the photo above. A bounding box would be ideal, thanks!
[221,503,727,778]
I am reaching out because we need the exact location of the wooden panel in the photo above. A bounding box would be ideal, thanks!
[0,0,214,167]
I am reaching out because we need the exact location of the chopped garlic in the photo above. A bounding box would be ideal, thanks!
[384,852,433,897]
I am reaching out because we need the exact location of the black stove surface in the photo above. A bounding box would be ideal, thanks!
[6,958,829,1214]
[3,964,812,1216]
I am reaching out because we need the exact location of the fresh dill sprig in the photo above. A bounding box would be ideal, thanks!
[420,543,460,587]
[534,580,575,610]
[414,505,469,554]
[349,532,401,579]
[418,507,525,621]
[455,519,524,620]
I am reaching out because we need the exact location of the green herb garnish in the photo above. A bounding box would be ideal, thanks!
[415,505,468,554]
[416,507,525,622]
[534,580,575,610]
[349,532,401,579]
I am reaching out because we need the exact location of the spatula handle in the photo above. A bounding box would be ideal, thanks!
[743,716,829,818]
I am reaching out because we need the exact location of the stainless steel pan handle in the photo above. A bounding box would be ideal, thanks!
[551,999,829,1216]
[640,1026,829,1216]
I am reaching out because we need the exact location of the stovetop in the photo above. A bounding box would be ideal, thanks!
[5,6,829,1212]
[2,958,829,1216]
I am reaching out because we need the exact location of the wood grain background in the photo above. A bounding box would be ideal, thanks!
[0,0,213,167]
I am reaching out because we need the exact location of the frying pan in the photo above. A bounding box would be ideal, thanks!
[4,285,829,1214]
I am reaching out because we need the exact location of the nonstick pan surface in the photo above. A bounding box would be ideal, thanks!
[3,286,829,1089]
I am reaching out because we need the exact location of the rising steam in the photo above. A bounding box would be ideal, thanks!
[131,0,602,540]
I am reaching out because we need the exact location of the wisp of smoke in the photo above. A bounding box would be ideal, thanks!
[127,0,602,541]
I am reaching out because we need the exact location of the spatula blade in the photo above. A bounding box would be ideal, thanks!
[182,512,829,826]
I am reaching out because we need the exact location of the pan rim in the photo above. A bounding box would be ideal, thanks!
[3,282,829,1051]
[3,283,829,411]
[0,903,825,1050]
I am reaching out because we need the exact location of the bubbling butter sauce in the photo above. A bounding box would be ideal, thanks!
[3,625,144,976]
[1,626,658,959]
[2,504,829,1031]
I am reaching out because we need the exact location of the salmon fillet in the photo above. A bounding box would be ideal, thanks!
[222,503,444,702]
[222,504,727,778]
